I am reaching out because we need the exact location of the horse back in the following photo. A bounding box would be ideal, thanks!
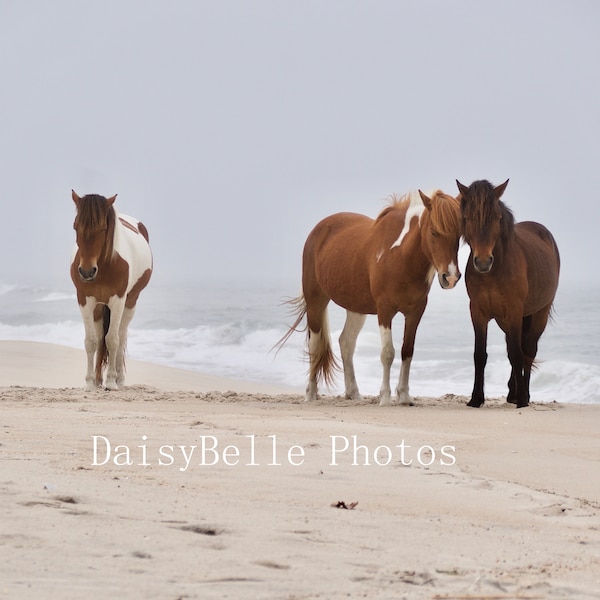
[305,212,373,261]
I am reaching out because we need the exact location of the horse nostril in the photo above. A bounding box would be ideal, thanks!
[442,271,460,288]
[78,266,98,280]
[474,256,494,273]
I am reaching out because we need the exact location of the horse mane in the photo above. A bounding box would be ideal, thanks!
[376,190,461,237]
[375,192,411,222]
[460,179,514,239]
[427,190,462,238]
[74,194,116,263]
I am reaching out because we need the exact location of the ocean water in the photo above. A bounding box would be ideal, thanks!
[1,279,598,404]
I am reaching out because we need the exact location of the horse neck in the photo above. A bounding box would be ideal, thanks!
[413,209,438,267]
[384,209,431,275]
[491,222,518,269]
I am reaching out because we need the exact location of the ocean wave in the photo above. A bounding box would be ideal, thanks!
[1,280,598,404]
[0,321,83,349]
[35,292,75,302]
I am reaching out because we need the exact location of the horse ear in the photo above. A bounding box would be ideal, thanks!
[494,179,509,198]
[456,180,469,196]
[72,190,80,206]
[418,190,432,210]
[106,194,117,206]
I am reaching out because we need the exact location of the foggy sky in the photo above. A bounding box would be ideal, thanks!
[0,1,598,289]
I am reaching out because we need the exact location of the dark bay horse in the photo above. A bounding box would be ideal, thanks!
[280,190,462,406]
[457,179,560,408]
[70,191,153,390]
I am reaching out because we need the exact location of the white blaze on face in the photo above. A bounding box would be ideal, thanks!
[390,194,426,250]
[445,260,459,286]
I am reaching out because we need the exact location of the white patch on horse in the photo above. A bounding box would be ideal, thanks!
[390,193,426,250]
[114,210,153,291]
[376,249,384,263]
[426,265,436,286]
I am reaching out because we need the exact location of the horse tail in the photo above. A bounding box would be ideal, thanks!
[523,354,538,373]
[273,294,340,387]
[272,295,308,354]
[309,308,339,388]
[95,305,110,382]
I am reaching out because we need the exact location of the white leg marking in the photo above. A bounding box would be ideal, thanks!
[339,311,366,401]
[116,305,136,386]
[396,356,414,406]
[80,298,99,391]
[305,328,320,402]
[104,296,126,390]
[379,326,394,406]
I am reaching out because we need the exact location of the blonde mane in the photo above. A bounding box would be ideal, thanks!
[427,190,462,238]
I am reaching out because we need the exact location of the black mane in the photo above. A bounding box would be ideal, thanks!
[461,179,514,239]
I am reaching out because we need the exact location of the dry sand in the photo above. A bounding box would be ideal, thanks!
[1,340,599,599]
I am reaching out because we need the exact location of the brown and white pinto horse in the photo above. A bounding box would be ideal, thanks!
[280,190,462,406]
[70,191,153,391]
[457,179,560,408]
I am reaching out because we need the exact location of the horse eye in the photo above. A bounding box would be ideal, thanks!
[431,230,439,238]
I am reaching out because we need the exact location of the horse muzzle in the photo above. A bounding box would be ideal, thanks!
[78,266,98,282]
[439,270,461,289]
[473,255,494,273]
[438,260,461,289]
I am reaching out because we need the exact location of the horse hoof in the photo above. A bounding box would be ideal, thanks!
[467,399,483,408]
[516,402,530,408]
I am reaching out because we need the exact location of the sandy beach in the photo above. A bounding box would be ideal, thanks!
[1,341,599,599]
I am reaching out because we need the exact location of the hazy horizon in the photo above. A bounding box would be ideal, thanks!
[1,1,598,291]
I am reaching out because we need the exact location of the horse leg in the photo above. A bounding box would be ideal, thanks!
[507,365,518,404]
[505,322,527,407]
[115,305,136,386]
[79,298,100,391]
[507,315,531,404]
[93,305,107,387]
[521,303,553,405]
[378,324,395,407]
[304,292,332,402]
[339,311,366,401]
[469,310,489,407]
[104,297,126,390]
[396,303,426,406]
[377,304,413,407]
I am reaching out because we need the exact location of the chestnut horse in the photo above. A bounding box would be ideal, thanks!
[457,179,560,408]
[70,191,153,391]
[279,190,462,406]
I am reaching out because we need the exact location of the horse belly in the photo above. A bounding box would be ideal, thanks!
[314,250,374,313]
